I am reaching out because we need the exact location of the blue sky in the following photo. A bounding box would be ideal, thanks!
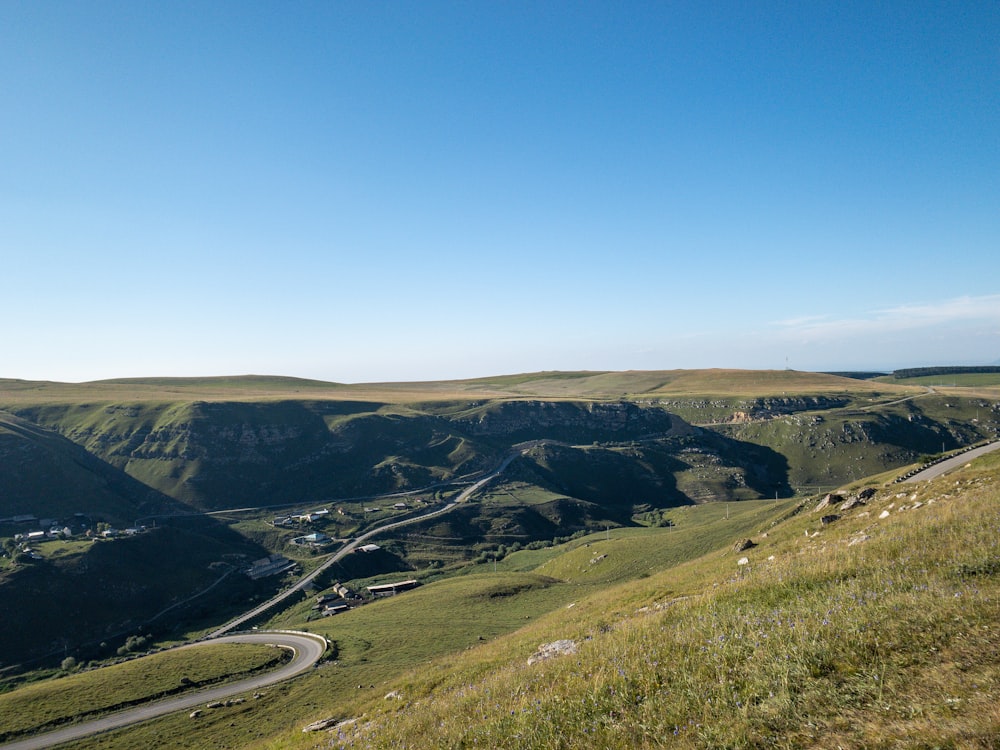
[2,1,998,383]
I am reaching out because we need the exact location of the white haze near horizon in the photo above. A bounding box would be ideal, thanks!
[4,293,998,384]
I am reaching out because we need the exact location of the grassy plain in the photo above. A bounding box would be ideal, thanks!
[0,369,918,406]
[880,372,1000,387]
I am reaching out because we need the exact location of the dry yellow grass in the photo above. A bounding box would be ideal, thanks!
[0,369,919,406]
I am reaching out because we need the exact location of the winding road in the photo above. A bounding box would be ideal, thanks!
[0,631,327,750]
[2,450,521,749]
[902,440,1000,483]
[209,449,519,637]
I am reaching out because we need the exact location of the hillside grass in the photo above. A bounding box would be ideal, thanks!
[12,458,999,749]
[279,455,1000,749]
[0,642,286,742]
[525,500,796,586]
[20,501,797,750]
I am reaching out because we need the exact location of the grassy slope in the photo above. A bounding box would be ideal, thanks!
[292,455,1000,750]
[11,453,998,749]
[0,524,269,668]
[33,500,792,750]
[0,411,187,521]
[0,643,284,742]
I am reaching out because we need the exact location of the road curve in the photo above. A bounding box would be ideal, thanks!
[903,440,1000,483]
[0,631,327,750]
[2,452,520,748]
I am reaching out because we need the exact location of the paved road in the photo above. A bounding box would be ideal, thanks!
[0,631,326,750]
[2,451,521,749]
[903,440,1000,483]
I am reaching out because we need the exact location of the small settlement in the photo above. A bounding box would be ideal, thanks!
[1,512,148,562]
[313,582,356,616]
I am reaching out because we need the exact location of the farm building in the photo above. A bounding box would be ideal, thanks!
[292,532,330,547]
[246,554,295,580]
[366,580,419,598]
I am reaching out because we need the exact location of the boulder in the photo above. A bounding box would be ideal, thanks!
[814,494,844,512]
[527,639,578,665]
[733,538,756,552]
[841,487,875,511]
[303,718,342,732]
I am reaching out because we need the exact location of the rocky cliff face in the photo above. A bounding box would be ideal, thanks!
[456,400,692,441]
[8,394,991,513]
[659,395,851,423]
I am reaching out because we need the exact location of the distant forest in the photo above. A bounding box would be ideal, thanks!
[892,366,1000,379]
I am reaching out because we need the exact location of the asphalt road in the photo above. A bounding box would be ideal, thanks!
[2,449,520,748]
[903,440,1000,483]
[0,631,327,750]
[209,449,518,637]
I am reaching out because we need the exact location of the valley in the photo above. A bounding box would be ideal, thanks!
[1,368,998,748]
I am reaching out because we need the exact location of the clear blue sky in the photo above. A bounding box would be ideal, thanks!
[2,1,998,383]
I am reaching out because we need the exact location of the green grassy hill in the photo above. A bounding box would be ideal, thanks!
[271,451,1000,749]
[14,452,996,750]
[1,367,998,731]
[7,374,987,514]
[0,411,185,521]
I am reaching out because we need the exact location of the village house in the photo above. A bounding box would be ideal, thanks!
[293,509,330,523]
[291,532,330,547]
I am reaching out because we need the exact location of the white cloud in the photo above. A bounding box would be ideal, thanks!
[772,294,1000,341]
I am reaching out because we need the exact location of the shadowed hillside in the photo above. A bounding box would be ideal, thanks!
[0,412,187,521]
